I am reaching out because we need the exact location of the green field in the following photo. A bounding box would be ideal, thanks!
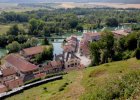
[0,3,45,13]
[6,58,140,100]
[0,23,27,34]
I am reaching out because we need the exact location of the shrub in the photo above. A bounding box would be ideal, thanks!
[59,82,69,92]
[135,48,140,59]
[24,78,41,85]
[45,72,67,79]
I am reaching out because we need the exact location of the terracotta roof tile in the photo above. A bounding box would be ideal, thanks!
[112,29,129,36]
[5,78,23,89]
[1,68,16,77]
[0,84,7,93]
[34,73,46,79]
[5,54,39,73]
[22,46,45,56]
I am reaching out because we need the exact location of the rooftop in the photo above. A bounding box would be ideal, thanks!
[63,45,75,52]
[5,54,39,73]
[1,67,16,77]
[84,32,101,37]
[22,46,45,56]
[112,29,130,36]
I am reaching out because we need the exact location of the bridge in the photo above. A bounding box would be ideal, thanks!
[37,36,67,40]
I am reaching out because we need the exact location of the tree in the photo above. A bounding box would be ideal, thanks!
[42,38,49,45]
[76,25,83,32]
[125,32,137,50]
[90,42,100,66]
[105,18,119,27]
[29,37,39,47]
[6,41,21,53]
[34,46,53,63]
[16,35,28,44]
[7,24,20,35]
[135,48,140,59]
[43,27,51,37]
[29,18,45,35]
[99,30,115,63]
[0,35,8,47]
[69,19,78,29]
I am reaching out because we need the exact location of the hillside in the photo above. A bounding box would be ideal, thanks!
[0,0,140,4]
[6,58,140,100]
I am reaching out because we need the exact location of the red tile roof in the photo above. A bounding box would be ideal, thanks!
[112,29,129,36]
[5,78,23,90]
[50,61,62,68]
[84,32,100,37]
[0,84,7,93]
[22,46,45,56]
[43,61,62,71]
[5,54,39,73]
[83,32,101,41]
[66,35,77,42]
[1,67,16,77]
[34,73,46,79]
[63,45,75,52]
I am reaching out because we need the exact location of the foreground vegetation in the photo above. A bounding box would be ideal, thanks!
[90,30,140,66]
[6,58,140,100]
[81,58,140,100]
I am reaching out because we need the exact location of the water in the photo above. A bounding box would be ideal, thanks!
[52,42,63,55]
[0,49,7,58]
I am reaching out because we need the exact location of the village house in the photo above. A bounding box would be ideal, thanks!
[43,61,63,74]
[34,72,46,79]
[0,67,17,83]
[79,32,101,56]
[20,46,46,58]
[0,67,23,92]
[79,39,90,56]
[82,32,101,42]
[63,35,79,53]
[63,44,76,53]
[55,52,81,69]
[4,77,23,90]
[64,52,81,68]
[2,54,39,82]
[0,84,7,93]
[112,29,132,38]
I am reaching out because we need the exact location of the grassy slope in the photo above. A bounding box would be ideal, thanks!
[6,58,140,100]
[6,71,78,100]
[81,58,140,100]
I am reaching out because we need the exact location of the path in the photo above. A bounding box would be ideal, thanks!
[52,70,85,100]
[76,52,91,67]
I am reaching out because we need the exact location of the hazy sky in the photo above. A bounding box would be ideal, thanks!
[0,0,140,4]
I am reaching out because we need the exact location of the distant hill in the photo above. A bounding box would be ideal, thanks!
[0,0,140,4]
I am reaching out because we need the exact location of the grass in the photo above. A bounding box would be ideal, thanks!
[0,23,27,34]
[6,71,78,100]
[81,58,140,100]
[5,58,140,100]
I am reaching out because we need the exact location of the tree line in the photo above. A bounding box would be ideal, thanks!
[90,30,140,66]
[0,8,140,35]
